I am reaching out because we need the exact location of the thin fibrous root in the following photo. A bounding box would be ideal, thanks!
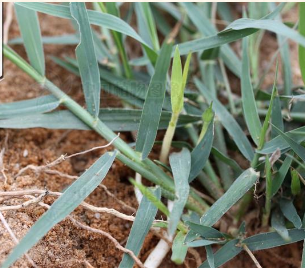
[0,212,37,267]
[243,244,263,268]
[14,134,120,179]
[39,201,145,268]
[0,190,165,226]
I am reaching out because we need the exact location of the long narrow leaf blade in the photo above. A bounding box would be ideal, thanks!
[195,79,254,161]
[136,40,173,159]
[168,148,191,235]
[200,168,259,227]
[189,117,214,182]
[1,151,117,268]
[0,95,59,119]
[0,109,201,131]
[15,4,45,75]
[241,37,261,145]
[119,187,160,268]
[70,2,100,117]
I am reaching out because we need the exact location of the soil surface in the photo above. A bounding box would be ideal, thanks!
[0,3,303,268]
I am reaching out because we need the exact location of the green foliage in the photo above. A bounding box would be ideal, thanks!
[3,3,305,268]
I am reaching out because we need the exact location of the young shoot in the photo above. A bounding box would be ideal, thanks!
[160,47,192,163]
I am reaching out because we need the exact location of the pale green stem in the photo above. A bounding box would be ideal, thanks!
[4,45,208,214]
[219,59,237,115]
[160,112,179,163]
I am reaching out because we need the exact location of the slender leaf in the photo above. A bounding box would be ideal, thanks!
[181,2,241,77]
[206,245,215,268]
[171,46,183,114]
[244,228,305,250]
[189,115,214,182]
[271,209,290,241]
[171,231,188,265]
[70,2,101,117]
[222,18,305,47]
[1,151,117,268]
[15,4,45,75]
[168,148,191,235]
[291,169,301,196]
[9,34,79,45]
[211,147,243,176]
[195,78,254,161]
[273,124,305,162]
[187,222,225,240]
[199,239,242,268]
[241,37,261,145]
[136,41,173,160]
[271,156,293,196]
[200,168,259,226]
[279,199,302,229]
[119,187,160,268]
[135,3,159,51]
[0,109,201,131]
[15,2,153,51]
[0,95,59,119]
[271,87,284,138]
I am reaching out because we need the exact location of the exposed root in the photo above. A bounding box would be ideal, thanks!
[243,244,263,268]
[0,211,37,267]
[14,134,119,179]
[0,190,165,225]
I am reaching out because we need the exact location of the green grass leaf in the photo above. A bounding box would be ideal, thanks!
[15,2,155,56]
[171,231,188,264]
[171,46,183,114]
[206,245,215,268]
[279,199,302,229]
[200,168,259,227]
[291,169,301,196]
[70,2,101,117]
[199,239,242,268]
[181,2,241,77]
[241,37,262,145]
[223,18,305,47]
[271,209,291,241]
[0,95,59,119]
[168,148,191,235]
[271,87,284,138]
[178,3,286,56]
[259,126,305,154]
[272,124,305,162]
[1,151,117,268]
[136,40,173,160]
[135,3,159,51]
[0,109,201,131]
[211,147,243,176]
[271,156,293,196]
[119,187,160,268]
[195,78,254,161]
[14,4,45,75]
[189,113,214,182]
[187,222,225,240]
[244,228,305,250]
[9,34,79,45]
[299,2,305,84]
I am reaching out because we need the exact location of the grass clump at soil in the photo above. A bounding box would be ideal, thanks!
[1,2,305,268]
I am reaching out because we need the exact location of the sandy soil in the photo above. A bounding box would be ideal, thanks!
[0,3,303,268]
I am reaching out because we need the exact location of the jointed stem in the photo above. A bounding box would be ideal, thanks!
[4,45,208,214]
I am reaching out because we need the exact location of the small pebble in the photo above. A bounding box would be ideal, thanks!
[95,213,101,219]
[23,149,28,157]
